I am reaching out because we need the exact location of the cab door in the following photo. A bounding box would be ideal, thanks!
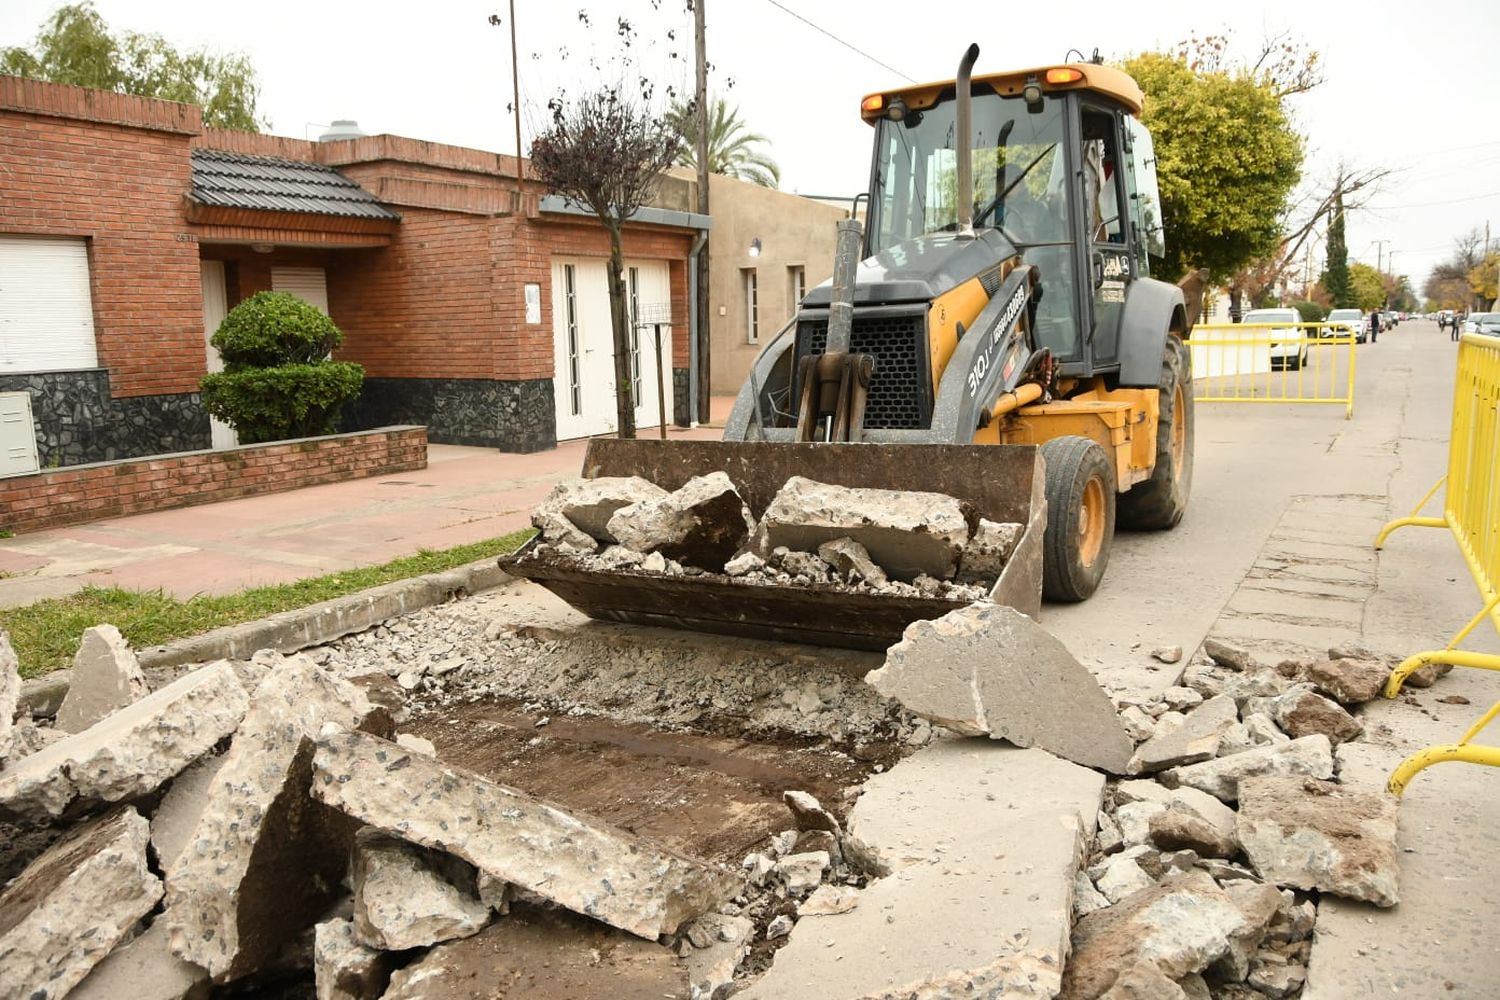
[1079,106,1133,368]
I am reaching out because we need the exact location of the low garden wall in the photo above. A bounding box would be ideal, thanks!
[1,426,427,535]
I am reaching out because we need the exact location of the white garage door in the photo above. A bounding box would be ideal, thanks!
[0,235,99,373]
[551,258,673,441]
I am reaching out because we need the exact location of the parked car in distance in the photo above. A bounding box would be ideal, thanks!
[1471,312,1500,337]
[1324,308,1367,344]
[1243,307,1307,370]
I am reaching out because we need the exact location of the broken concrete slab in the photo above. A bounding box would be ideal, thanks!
[1254,685,1363,745]
[956,518,1023,585]
[67,920,209,1000]
[0,631,19,761]
[54,624,150,734]
[1060,872,1252,1000]
[313,917,392,1000]
[818,536,889,588]
[309,728,737,940]
[0,808,163,1000]
[149,754,226,873]
[608,471,755,570]
[1128,695,1238,775]
[784,789,840,834]
[1163,736,1334,803]
[535,476,668,543]
[379,909,688,1000]
[1304,657,1389,705]
[1149,804,1238,859]
[1237,775,1400,906]
[756,476,971,582]
[1207,881,1282,983]
[742,741,1104,1000]
[350,829,489,950]
[0,660,247,823]
[166,658,388,980]
[867,603,1134,773]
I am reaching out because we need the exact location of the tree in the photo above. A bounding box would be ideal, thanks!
[530,86,680,439]
[1347,263,1387,312]
[1,2,264,130]
[1122,51,1303,288]
[200,293,364,443]
[667,95,780,188]
[1321,193,1351,307]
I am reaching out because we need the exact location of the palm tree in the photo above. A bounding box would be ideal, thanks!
[668,95,781,189]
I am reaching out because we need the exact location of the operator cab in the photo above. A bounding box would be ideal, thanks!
[860,63,1167,377]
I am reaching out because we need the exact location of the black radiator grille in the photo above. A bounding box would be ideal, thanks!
[795,311,930,430]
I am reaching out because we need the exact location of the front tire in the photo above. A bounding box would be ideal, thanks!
[1041,436,1116,602]
[1118,335,1193,530]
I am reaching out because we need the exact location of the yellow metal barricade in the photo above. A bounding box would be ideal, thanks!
[1189,323,1357,418]
[1375,332,1500,795]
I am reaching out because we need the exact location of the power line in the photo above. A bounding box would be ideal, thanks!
[1366,189,1500,211]
[761,0,917,83]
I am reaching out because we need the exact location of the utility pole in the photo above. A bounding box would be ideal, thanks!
[509,0,524,212]
[1374,239,1388,273]
[694,0,710,423]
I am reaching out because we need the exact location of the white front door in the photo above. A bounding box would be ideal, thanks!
[626,261,674,431]
[551,259,618,440]
[199,260,237,450]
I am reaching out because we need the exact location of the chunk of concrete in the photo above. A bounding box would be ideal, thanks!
[313,917,392,1000]
[166,657,389,980]
[724,551,765,577]
[867,603,1134,773]
[0,631,19,761]
[67,920,209,1000]
[1097,962,1189,999]
[1097,853,1157,903]
[956,518,1023,585]
[756,476,971,582]
[0,808,163,1000]
[149,754,227,873]
[1217,713,1289,757]
[1075,872,1111,919]
[54,624,150,734]
[799,884,860,916]
[774,851,829,897]
[683,912,754,998]
[1144,787,1239,859]
[1060,872,1251,1000]
[742,742,1104,1000]
[1128,696,1239,775]
[351,829,489,950]
[1163,736,1334,803]
[530,509,597,554]
[1304,657,1389,705]
[607,471,754,571]
[783,789,840,834]
[1203,638,1258,672]
[1255,684,1363,745]
[817,536,888,587]
[535,476,668,543]
[0,660,247,823]
[1236,775,1400,906]
[309,728,738,940]
[1206,880,1282,982]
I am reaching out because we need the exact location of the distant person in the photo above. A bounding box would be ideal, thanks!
[1369,310,1380,343]
[1452,311,1464,342]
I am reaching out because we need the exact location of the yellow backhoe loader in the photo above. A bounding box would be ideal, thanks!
[508,45,1198,650]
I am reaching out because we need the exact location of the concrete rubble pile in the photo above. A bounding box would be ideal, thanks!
[0,629,746,1000]
[522,472,1023,601]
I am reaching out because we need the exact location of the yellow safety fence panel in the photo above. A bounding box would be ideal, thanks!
[1189,323,1357,418]
[1374,332,1500,796]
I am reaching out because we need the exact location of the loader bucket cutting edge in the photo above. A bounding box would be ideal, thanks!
[501,439,1047,651]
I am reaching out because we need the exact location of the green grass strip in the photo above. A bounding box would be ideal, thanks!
[1,528,534,679]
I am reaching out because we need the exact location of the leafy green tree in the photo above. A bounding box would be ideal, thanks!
[1347,263,1387,312]
[1,2,264,130]
[1290,300,1327,322]
[667,95,780,188]
[1321,194,1351,307]
[200,293,364,443]
[1121,52,1303,285]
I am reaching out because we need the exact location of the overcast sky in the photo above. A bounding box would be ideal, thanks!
[3,0,1497,292]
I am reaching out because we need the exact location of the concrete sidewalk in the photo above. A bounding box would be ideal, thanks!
[0,423,721,609]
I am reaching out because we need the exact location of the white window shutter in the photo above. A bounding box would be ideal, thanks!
[0,236,99,374]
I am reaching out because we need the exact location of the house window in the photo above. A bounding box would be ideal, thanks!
[743,268,759,344]
[0,235,98,373]
[628,266,642,404]
[788,266,805,317]
[563,264,581,416]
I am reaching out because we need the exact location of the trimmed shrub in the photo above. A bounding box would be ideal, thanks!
[1290,300,1328,323]
[200,292,364,444]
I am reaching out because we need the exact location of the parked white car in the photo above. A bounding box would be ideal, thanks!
[1243,307,1307,370]
[1324,308,1368,344]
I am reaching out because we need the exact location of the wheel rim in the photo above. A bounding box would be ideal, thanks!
[1079,477,1106,566]
[1171,382,1187,471]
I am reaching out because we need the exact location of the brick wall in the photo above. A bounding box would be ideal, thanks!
[0,76,206,399]
[0,426,427,535]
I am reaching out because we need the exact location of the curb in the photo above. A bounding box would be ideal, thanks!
[18,557,512,717]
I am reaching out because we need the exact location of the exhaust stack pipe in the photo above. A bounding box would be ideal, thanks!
[955,43,980,237]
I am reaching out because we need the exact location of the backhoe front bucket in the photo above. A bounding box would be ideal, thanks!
[501,439,1046,651]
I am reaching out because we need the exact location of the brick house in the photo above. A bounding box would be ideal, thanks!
[0,76,708,471]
